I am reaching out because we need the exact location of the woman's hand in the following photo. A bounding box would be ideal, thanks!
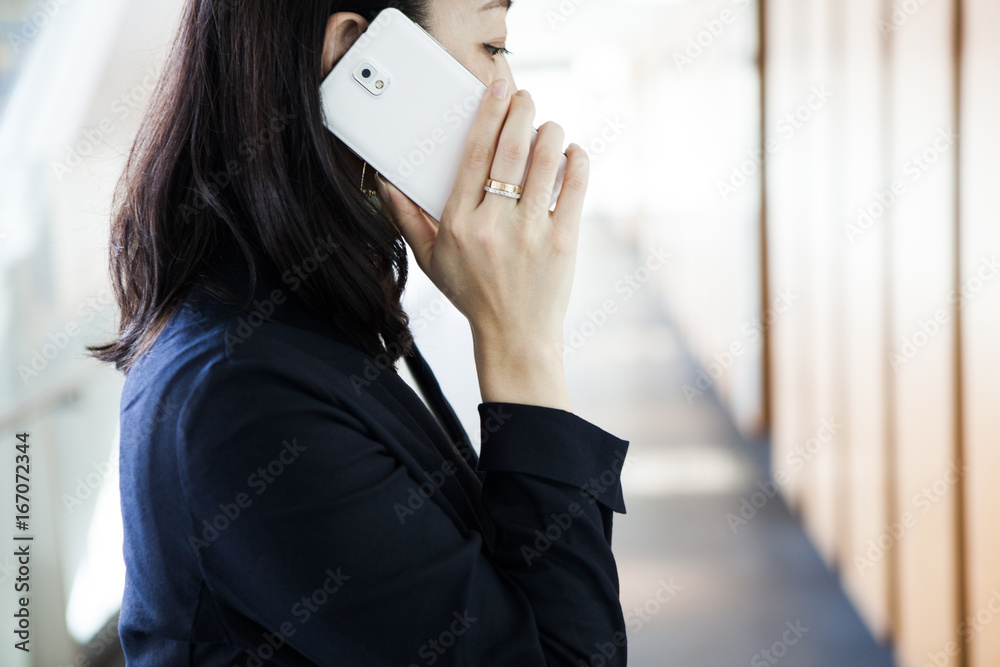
[376,78,590,411]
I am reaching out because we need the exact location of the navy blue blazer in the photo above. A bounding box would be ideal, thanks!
[117,245,630,666]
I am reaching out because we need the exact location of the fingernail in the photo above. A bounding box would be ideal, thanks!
[490,79,508,99]
[375,173,389,203]
[516,89,531,100]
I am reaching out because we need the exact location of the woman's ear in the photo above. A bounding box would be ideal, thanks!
[321,13,369,79]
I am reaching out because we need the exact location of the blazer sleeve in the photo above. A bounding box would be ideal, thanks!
[177,356,630,667]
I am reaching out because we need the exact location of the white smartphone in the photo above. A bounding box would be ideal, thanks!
[319,7,567,223]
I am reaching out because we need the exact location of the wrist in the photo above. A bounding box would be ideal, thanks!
[471,328,572,412]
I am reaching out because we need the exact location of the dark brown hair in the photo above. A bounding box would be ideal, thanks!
[89,0,429,372]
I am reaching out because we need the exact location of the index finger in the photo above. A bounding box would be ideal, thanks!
[451,79,513,206]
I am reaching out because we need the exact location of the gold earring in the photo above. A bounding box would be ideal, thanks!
[360,160,380,200]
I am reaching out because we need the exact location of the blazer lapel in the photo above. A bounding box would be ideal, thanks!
[274,324,496,552]
[380,348,496,550]
[197,239,495,550]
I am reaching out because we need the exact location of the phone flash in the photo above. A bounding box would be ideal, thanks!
[352,60,389,96]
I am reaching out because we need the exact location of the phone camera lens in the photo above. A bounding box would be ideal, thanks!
[361,68,372,78]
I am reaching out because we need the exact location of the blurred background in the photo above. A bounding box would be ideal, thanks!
[1,0,997,665]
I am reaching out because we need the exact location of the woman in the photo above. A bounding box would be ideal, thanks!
[92,1,630,664]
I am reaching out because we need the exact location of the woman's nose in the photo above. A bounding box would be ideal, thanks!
[496,62,515,92]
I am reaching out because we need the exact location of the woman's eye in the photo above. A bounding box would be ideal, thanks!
[483,44,512,58]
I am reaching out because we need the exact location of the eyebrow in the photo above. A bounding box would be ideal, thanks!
[479,0,512,12]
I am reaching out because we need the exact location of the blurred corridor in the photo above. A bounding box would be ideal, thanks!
[512,219,897,666]
[2,0,999,665]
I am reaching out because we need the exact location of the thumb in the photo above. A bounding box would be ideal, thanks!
[377,174,436,272]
